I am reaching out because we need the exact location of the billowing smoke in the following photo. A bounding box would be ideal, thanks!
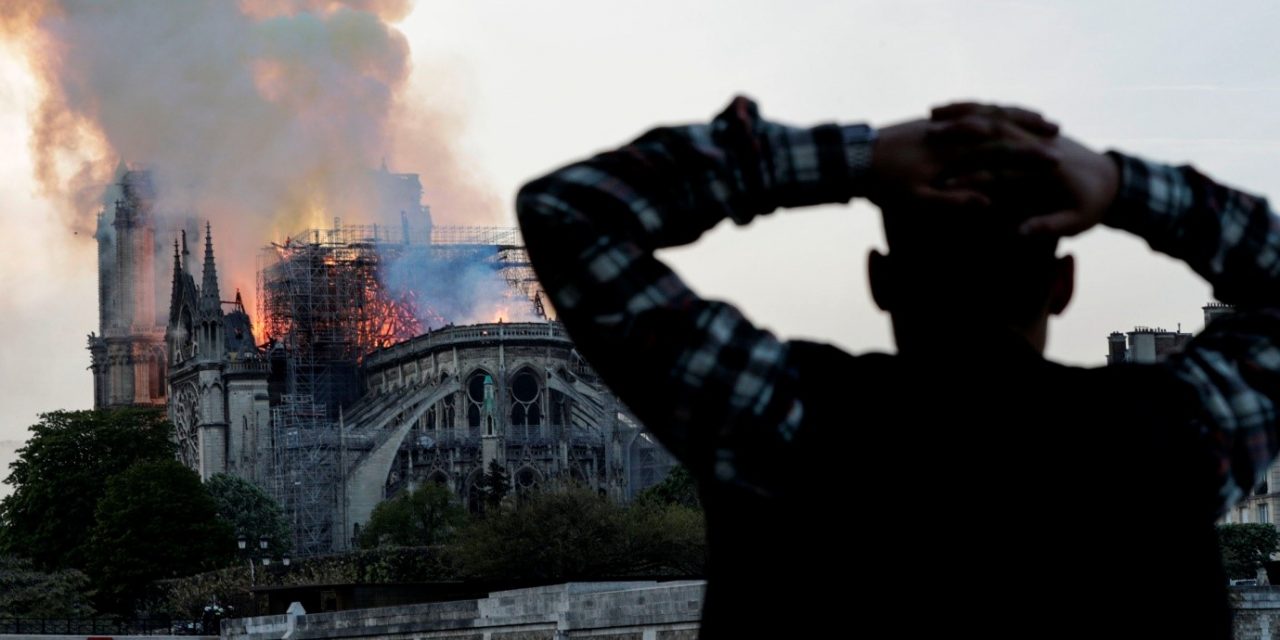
[1,0,499,328]
[381,245,542,330]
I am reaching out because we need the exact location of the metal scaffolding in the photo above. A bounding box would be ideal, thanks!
[256,222,546,555]
[258,224,423,415]
[270,395,342,557]
[429,226,546,318]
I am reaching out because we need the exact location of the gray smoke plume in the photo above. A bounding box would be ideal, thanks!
[2,0,498,317]
[380,245,541,329]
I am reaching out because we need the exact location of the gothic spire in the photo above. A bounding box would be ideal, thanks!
[200,221,221,314]
[168,237,182,322]
[180,229,190,274]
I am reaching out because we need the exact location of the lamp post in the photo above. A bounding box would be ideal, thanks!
[237,535,291,586]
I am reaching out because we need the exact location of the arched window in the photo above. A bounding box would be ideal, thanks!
[442,394,455,429]
[150,355,164,399]
[465,370,492,433]
[515,467,541,506]
[508,368,542,438]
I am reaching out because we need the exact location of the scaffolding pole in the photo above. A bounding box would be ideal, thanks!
[270,394,338,557]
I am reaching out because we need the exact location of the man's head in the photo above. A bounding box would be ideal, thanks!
[868,203,1074,354]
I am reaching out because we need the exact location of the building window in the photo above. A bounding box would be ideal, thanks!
[1260,503,1271,526]
[1241,506,1250,523]
[466,370,491,430]
[509,368,542,438]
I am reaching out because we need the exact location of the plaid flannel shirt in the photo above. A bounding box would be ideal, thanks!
[1107,152,1280,513]
[517,97,1280,519]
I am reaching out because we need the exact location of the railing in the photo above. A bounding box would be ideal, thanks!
[225,358,270,374]
[363,322,571,371]
[0,617,212,635]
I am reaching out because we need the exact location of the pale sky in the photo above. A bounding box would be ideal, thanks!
[3,0,1279,486]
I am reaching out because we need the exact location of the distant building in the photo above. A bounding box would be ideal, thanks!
[1106,327,1192,364]
[1105,303,1239,365]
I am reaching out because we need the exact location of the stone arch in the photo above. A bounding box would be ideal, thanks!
[425,469,450,487]
[513,465,543,498]
[343,379,460,542]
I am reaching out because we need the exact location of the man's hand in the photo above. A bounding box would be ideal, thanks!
[930,102,1120,237]
[868,115,1059,213]
[1013,135,1120,237]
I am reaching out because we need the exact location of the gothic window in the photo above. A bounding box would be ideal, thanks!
[466,370,492,432]
[442,394,455,429]
[150,356,164,399]
[515,467,541,505]
[508,368,541,438]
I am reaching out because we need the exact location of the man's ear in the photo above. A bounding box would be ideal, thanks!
[1048,254,1074,316]
[869,250,892,312]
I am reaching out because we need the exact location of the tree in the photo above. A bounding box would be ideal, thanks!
[0,555,95,617]
[476,460,511,511]
[621,502,706,575]
[1218,523,1280,579]
[458,487,623,579]
[205,474,292,555]
[359,483,467,548]
[86,459,234,614]
[457,487,705,580]
[0,408,174,570]
[634,465,700,509]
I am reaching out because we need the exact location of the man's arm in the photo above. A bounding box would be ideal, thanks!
[515,98,876,494]
[1106,153,1280,514]
[933,102,1280,516]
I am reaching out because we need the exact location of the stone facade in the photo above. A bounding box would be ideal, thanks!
[88,167,167,409]
[165,224,270,481]
[340,322,674,547]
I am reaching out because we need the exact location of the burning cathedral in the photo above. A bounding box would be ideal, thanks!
[89,164,675,556]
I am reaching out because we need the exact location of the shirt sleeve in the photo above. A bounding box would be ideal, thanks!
[1107,151,1280,515]
[516,97,875,495]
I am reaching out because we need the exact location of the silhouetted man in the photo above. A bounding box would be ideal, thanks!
[516,98,1280,638]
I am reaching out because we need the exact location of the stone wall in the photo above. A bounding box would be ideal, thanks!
[221,581,704,640]
[1234,587,1280,640]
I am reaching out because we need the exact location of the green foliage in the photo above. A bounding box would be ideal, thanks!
[457,487,705,580]
[359,483,467,548]
[153,546,461,618]
[621,502,706,576]
[1218,523,1280,579]
[151,565,252,620]
[476,460,511,511]
[0,408,175,569]
[87,459,235,613]
[634,465,700,509]
[205,474,292,555]
[0,555,95,617]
